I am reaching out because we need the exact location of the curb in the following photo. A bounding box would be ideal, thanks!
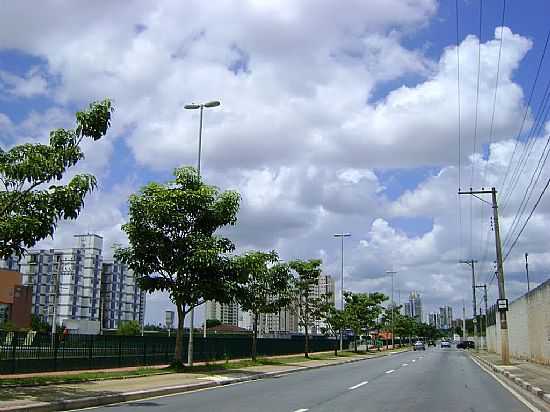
[0,349,409,412]
[470,353,550,407]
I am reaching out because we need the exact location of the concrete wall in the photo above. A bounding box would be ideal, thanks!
[487,279,550,365]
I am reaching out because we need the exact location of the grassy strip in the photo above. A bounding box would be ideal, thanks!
[0,351,369,387]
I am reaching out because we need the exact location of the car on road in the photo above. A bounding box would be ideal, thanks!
[440,340,451,348]
[413,341,426,351]
[457,340,475,349]
[427,340,436,347]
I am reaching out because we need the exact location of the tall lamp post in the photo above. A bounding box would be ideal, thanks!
[386,271,397,348]
[184,100,221,364]
[334,233,351,351]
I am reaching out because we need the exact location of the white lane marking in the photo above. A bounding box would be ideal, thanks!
[293,409,309,412]
[385,369,395,374]
[419,356,424,359]
[402,363,409,366]
[412,359,416,362]
[469,356,541,412]
[348,381,368,390]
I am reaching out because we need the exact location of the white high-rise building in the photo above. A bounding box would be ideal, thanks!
[406,291,423,323]
[428,312,441,329]
[101,261,146,329]
[439,306,453,330]
[18,234,145,329]
[205,301,239,326]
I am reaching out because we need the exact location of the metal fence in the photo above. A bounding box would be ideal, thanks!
[0,331,343,374]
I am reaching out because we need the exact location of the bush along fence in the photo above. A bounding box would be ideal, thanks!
[0,331,350,374]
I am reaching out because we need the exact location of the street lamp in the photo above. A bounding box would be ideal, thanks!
[386,270,397,349]
[184,100,221,351]
[334,233,351,351]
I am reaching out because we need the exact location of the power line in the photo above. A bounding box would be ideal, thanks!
[456,0,464,261]
[504,169,550,261]
[503,133,550,253]
[482,0,506,187]
[501,75,550,213]
[499,29,550,200]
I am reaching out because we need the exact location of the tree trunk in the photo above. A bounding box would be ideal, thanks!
[354,334,357,353]
[174,303,185,366]
[304,324,309,358]
[187,306,194,366]
[252,313,258,362]
[334,333,338,356]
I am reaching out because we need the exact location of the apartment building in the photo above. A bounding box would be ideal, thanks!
[17,234,145,330]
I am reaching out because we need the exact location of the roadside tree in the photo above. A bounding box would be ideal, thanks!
[289,259,327,358]
[0,100,113,258]
[234,251,293,361]
[115,167,241,367]
[344,291,388,352]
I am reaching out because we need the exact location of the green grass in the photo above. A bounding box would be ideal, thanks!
[0,350,374,387]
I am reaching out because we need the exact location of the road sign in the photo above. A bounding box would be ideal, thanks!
[497,298,508,311]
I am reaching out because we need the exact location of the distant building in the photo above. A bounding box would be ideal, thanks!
[428,312,441,329]
[405,291,422,323]
[17,234,145,330]
[206,301,239,326]
[101,261,146,329]
[439,306,453,330]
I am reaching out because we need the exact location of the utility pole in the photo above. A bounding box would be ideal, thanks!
[475,284,487,350]
[459,187,510,364]
[525,253,530,294]
[462,300,466,342]
[460,259,478,351]
[334,233,351,351]
[386,271,397,349]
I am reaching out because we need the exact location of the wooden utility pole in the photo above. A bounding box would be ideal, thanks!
[459,187,510,364]
[460,259,478,350]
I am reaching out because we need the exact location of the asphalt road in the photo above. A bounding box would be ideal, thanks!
[90,348,532,412]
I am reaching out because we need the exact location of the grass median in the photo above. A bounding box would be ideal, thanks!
[0,350,367,387]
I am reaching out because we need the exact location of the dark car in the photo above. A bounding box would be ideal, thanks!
[457,340,475,349]
[427,340,436,347]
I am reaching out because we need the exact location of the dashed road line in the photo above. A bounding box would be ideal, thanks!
[402,363,409,366]
[293,409,309,412]
[412,359,416,362]
[348,381,368,390]
[385,369,395,374]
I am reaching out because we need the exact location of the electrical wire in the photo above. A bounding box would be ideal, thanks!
[482,0,506,187]
[499,29,550,200]
[504,139,550,261]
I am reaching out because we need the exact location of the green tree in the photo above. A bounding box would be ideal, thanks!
[31,314,50,333]
[234,251,293,361]
[205,319,222,329]
[289,259,328,358]
[344,291,388,352]
[117,320,141,336]
[0,99,113,258]
[321,305,346,356]
[115,167,241,367]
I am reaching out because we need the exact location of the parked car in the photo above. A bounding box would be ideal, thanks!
[427,340,436,347]
[440,340,451,348]
[456,340,475,349]
[413,341,426,351]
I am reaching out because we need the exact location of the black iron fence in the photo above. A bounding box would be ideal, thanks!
[0,331,344,374]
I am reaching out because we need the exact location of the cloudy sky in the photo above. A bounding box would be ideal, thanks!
[2,0,550,325]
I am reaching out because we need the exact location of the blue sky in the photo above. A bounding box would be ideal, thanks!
[1,0,549,324]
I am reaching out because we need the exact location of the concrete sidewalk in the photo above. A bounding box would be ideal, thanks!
[472,351,550,406]
[0,349,408,412]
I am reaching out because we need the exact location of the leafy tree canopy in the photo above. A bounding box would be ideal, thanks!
[115,166,241,364]
[0,99,113,258]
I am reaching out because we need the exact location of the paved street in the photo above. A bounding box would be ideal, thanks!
[87,348,532,412]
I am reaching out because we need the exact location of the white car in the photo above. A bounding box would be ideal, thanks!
[413,341,426,351]
[441,340,451,348]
